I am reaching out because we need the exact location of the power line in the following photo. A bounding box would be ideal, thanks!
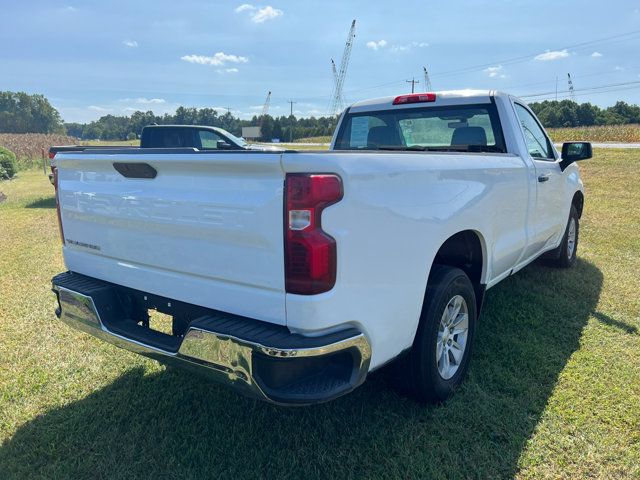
[503,65,640,94]
[527,84,640,102]
[339,28,640,98]
[520,79,640,99]
[430,29,640,79]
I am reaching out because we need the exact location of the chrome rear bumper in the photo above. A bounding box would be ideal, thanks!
[52,272,371,405]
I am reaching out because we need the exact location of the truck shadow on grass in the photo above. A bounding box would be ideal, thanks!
[24,196,56,209]
[0,259,602,479]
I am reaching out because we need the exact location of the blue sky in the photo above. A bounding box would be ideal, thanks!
[2,0,640,123]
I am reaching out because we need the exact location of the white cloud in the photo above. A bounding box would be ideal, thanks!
[534,49,570,61]
[119,97,166,104]
[139,97,165,104]
[181,52,249,66]
[390,41,429,53]
[235,4,283,23]
[122,39,138,48]
[216,68,239,74]
[251,6,283,23]
[483,65,505,78]
[88,105,111,112]
[614,65,625,71]
[63,6,77,12]
[591,51,603,58]
[366,40,387,51]
[235,3,255,12]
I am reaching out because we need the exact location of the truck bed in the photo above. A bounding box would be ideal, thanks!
[55,146,528,368]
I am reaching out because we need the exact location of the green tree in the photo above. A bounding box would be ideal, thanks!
[0,91,64,133]
[64,122,84,138]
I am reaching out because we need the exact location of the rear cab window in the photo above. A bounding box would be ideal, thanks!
[334,103,506,153]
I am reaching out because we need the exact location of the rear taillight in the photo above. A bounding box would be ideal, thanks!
[52,165,65,245]
[285,174,343,295]
[48,151,55,160]
[392,93,436,105]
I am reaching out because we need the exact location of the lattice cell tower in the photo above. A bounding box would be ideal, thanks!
[329,20,356,116]
[567,73,576,102]
[423,66,433,91]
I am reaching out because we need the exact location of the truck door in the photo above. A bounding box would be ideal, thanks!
[513,102,566,258]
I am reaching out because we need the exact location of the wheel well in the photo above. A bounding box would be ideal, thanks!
[572,191,584,218]
[431,231,485,315]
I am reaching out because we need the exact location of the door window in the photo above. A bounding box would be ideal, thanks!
[198,130,223,149]
[514,103,554,160]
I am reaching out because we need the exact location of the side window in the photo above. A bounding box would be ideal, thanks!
[514,103,554,160]
[198,130,223,149]
[347,116,389,148]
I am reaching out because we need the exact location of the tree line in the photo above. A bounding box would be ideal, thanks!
[2,91,640,141]
[528,100,640,128]
[65,107,338,142]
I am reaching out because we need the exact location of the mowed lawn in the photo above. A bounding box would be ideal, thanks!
[0,149,639,479]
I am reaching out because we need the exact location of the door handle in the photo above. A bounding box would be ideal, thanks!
[538,174,550,183]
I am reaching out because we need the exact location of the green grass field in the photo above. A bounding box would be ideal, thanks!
[0,149,639,479]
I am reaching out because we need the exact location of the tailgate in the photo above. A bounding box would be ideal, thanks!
[56,151,286,324]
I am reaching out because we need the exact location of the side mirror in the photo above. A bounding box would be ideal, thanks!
[217,140,233,150]
[560,142,592,171]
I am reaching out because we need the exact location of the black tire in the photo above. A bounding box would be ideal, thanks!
[400,265,477,403]
[545,205,579,268]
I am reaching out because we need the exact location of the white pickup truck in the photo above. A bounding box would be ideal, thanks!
[51,91,591,405]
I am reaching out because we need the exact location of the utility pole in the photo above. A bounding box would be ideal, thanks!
[224,106,231,115]
[287,100,297,142]
[555,76,558,101]
[406,78,419,93]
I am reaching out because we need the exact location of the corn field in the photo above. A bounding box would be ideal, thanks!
[0,126,638,170]
[0,133,78,168]
[547,124,640,143]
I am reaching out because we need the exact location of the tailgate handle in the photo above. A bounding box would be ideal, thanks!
[113,162,157,179]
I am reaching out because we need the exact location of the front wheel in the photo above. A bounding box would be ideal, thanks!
[400,265,477,403]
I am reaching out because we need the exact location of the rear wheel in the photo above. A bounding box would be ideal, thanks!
[401,265,477,403]
[545,205,579,268]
